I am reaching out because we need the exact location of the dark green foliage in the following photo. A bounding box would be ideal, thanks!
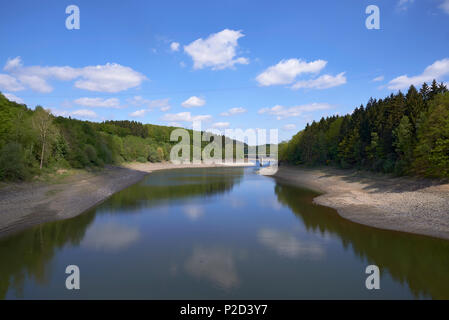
[98,120,148,138]
[0,93,184,181]
[0,142,28,180]
[392,116,413,175]
[279,81,449,178]
[84,144,99,165]
[413,92,449,177]
[0,92,244,181]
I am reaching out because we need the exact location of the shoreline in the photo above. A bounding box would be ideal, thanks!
[271,166,449,240]
[2,162,448,241]
[0,162,251,238]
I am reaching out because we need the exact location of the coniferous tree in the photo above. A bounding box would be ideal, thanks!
[279,80,449,177]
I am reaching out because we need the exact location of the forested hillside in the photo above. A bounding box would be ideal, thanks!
[0,94,217,181]
[3,79,448,181]
[279,80,449,178]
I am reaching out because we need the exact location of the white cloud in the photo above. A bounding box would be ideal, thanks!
[372,75,384,82]
[71,109,98,118]
[129,109,148,117]
[4,57,23,71]
[211,122,230,128]
[181,95,205,108]
[18,74,53,93]
[51,108,98,119]
[128,96,171,111]
[440,0,449,14]
[220,107,246,116]
[74,63,147,93]
[397,0,414,11]
[3,93,24,104]
[256,58,327,86]
[74,97,123,108]
[388,58,449,90]
[161,111,211,122]
[170,42,180,52]
[184,29,249,70]
[0,74,24,91]
[4,57,81,93]
[258,103,332,120]
[3,57,146,93]
[50,109,68,117]
[128,97,171,117]
[282,124,296,131]
[291,72,347,90]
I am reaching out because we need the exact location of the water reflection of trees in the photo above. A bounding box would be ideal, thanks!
[0,211,96,299]
[0,168,244,299]
[274,182,449,300]
[99,168,245,212]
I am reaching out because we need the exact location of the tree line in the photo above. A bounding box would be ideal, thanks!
[279,80,449,178]
[0,93,250,181]
[0,94,184,181]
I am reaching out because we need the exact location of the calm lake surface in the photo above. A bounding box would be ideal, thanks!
[1,167,449,299]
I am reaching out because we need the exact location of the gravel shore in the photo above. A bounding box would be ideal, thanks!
[272,166,449,240]
[0,162,239,238]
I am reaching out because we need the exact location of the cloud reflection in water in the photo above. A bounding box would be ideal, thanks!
[184,246,239,290]
[258,228,325,260]
[183,205,204,220]
[82,222,140,251]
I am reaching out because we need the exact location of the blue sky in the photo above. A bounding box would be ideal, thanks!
[1,0,449,141]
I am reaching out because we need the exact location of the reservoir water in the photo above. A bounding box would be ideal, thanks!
[1,167,448,299]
